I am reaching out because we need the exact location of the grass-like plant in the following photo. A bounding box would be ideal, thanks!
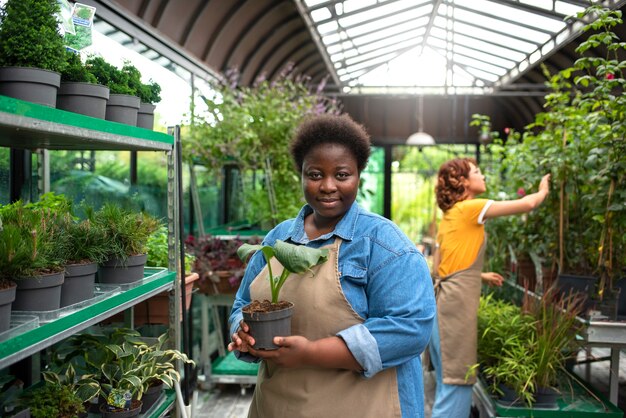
[0,194,68,279]
[237,240,329,304]
[88,203,160,263]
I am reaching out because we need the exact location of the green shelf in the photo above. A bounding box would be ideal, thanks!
[0,94,173,151]
[0,270,176,369]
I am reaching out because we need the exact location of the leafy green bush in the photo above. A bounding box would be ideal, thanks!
[0,0,66,72]
[21,382,85,418]
[86,56,135,95]
[60,50,98,84]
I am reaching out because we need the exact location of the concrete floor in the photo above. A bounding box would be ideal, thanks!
[191,348,626,418]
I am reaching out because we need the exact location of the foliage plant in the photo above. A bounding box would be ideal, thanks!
[88,203,160,262]
[42,363,100,404]
[0,0,66,72]
[60,215,109,265]
[186,234,260,290]
[86,56,136,95]
[60,50,98,84]
[146,225,194,271]
[184,65,341,228]
[237,239,329,304]
[137,79,162,104]
[479,5,626,298]
[21,382,85,418]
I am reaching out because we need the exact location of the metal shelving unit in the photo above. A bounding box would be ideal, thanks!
[0,94,185,417]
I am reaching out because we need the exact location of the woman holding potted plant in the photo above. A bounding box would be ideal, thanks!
[228,114,436,418]
[428,157,550,418]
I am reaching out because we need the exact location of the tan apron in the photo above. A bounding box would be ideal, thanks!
[433,238,486,385]
[247,238,401,418]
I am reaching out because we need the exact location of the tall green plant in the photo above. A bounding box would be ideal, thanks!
[185,65,340,228]
[0,0,66,71]
[237,239,329,304]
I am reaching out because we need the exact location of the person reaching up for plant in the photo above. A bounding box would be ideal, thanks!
[428,157,550,418]
[228,113,436,418]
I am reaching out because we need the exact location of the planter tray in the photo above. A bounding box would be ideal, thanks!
[0,315,38,343]
[473,372,623,417]
[13,284,120,323]
[115,267,169,291]
[209,352,258,385]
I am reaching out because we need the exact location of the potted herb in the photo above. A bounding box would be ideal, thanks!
[57,50,110,119]
[85,57,140,125]
[237,239,329,350]
[0,0,66,107]
[0,196,66,311]
[89,203,160,285]
[136,79,161,130]
[186,234,259,295]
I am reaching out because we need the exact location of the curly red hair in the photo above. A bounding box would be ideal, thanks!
[435,158,476,211]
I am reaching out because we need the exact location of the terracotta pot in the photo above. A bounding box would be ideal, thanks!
[195,270,241,295]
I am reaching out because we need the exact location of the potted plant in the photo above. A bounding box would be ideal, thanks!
[0,196,66,312]
[59,213,109,307]
[236,239,329,350]
[186,234,257,295]
[57,50,110,119]
[86,57,140,125]
[0,0,66,107]
[477,286,585,407]
[89,203,160,285]
[20,381,85,418]
[136,79,161,130]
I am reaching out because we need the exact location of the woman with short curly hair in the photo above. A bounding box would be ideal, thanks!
[429,157,550,418]
[229,113,436,418]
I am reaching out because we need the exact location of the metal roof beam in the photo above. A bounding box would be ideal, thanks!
[293,0,341,86]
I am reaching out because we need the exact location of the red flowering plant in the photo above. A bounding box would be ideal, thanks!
[185,234,261,294]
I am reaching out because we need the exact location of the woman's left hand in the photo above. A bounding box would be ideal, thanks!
[249,335,313,368]
[481,272,504,287]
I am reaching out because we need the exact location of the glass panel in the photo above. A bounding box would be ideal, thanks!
[391,144,475,244]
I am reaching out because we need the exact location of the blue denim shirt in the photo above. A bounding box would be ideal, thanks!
[229,202,436,417]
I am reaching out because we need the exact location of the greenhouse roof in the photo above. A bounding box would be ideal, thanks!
[299,0,592,94]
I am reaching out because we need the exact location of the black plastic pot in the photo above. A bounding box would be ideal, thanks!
[242,302,294,350]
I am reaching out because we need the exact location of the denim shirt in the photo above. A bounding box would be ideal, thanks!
[228,202,436,417]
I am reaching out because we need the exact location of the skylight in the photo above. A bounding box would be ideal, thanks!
[300,0,590,94]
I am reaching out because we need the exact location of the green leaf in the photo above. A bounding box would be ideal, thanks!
[273,240,329,273]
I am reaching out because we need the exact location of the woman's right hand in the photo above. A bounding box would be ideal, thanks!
[228,320,255,353]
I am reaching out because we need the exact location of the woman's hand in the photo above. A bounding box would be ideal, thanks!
[250,335,313,368]
[481,272,504,287]
[228,320,255,353]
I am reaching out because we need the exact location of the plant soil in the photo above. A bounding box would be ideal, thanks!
[243,299,292,313]
[0,279,16,290]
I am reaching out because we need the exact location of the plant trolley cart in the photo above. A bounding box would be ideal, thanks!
[0,94,188,417]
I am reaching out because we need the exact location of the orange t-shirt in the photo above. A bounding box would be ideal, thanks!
[436,198,493,278]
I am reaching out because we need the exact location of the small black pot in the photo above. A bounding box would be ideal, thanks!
[242,302,294,350]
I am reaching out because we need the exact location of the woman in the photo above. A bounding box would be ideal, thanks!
[429,157,550,417]
[228,114,436,418]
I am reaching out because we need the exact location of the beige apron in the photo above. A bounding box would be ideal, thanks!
[247,238,401,418]
[433,238,486,385]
